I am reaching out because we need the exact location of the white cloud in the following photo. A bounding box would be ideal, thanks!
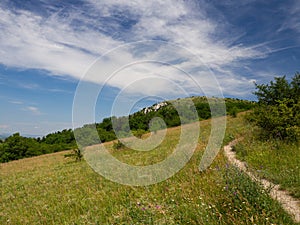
[0,0,270,98]
[23,106,42,115]
[278,0,300,34]
[290,4,300,33]
[0,4,121,78]
[9,100,23,105]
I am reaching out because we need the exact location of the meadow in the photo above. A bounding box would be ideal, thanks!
[232,117,300,199]
[1,114,298,224]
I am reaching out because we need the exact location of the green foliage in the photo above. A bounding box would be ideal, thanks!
[132,129,146,138]
[97,127,117,142]
[74,124,100,148]
[64,148,83,161]
[218,113,300,201]
[254,76,291,105]
[250,99,300,140]
[128,97,254,131]
[0,96,255,163]
[1,115,296,224]
[228,106,238,117]
[0,130,77,163]
[112,140,125,150]
[253,72,300,106]
[230,117,300,199]
[0,133,40,162]
[249,73,300,141]
[215,165,293,224]
[41,129,75,145]
[225,98,255,117]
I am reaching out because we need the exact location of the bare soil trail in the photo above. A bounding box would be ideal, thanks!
[224,140,300,223]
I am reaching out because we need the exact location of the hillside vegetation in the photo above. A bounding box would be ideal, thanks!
[232,73,300,199]
[1,74,299,224]
[0,97,254,163]
[232,122,300,199]
[249,72,300,141]
[0,114,297,224]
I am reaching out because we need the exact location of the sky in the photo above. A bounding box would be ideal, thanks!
[0,0,299,136]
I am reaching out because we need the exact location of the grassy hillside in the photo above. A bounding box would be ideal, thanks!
[230,115,300,199]
[0,96,255,163]
[1,114,297,224]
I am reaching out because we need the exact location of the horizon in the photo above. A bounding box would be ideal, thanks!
[1,96,254,137]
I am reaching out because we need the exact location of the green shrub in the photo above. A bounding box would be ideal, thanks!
[112,140,125,150]
[132,129,147,138]
[64,148,83,161]
[228,106,238,117]
[249,73,300,141]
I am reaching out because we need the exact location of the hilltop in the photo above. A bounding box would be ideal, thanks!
[0,96,255,163]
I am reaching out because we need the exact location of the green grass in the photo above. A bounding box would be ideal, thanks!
[0,115,298,224]
[231,114,300,199]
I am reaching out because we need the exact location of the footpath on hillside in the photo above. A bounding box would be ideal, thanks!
[224,139,300,223]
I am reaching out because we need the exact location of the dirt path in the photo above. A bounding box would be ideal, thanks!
[224,140,300,223]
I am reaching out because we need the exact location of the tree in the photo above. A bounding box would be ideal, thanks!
[64,148,83,161]
[254,76,291,105]
[249,73,300,141]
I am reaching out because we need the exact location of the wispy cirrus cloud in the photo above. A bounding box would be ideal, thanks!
[22,106,42,115]
[291,7,300,34]
[0,0,292,98]
[9,100,23,105]
[278,0,300,35]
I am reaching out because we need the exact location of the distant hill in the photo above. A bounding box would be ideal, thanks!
[0,96,255,163]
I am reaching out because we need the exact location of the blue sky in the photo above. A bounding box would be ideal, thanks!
[0,0,299,136]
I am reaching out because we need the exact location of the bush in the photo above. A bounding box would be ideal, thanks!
[113,140,125,150]
[249,73,300,141]
[228,106,238,117]
[132,129,147,138]
[64,148,83,161]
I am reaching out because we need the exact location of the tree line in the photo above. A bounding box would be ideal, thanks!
[0,97,255,163]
